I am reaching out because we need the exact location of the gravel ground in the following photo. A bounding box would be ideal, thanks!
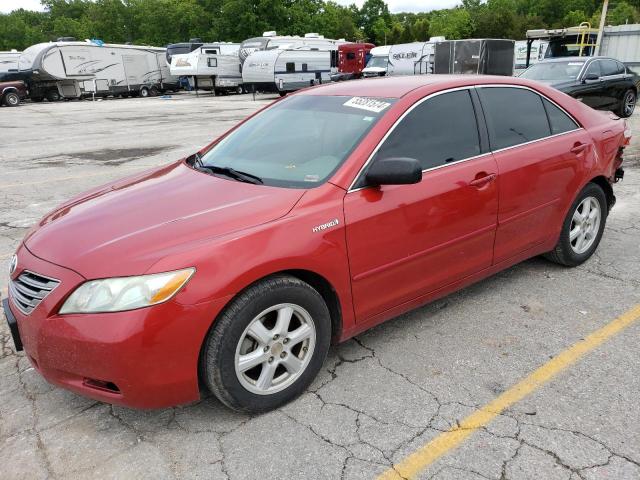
[1,92,639,480]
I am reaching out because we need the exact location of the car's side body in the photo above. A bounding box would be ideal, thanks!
[4,75,627,409]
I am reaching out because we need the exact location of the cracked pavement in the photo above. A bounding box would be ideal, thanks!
[1,94,639,479]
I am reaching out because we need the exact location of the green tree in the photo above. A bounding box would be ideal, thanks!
[429,7,473,39]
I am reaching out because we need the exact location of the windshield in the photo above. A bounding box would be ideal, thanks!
[366,56,388,69]
[200,95,395,188]
[520,61,584,81]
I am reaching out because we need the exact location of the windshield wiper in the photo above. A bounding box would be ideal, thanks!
[191,154,263,185]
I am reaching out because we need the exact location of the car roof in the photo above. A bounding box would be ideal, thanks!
[300,75,544,99]
[538,56,615,63]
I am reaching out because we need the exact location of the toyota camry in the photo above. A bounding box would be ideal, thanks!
[3,75,630,412]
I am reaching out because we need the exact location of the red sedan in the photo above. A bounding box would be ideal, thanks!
[3,75,629,412]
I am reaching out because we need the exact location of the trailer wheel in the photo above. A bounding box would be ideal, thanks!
[3,92,20,107]
[279,91,287,97]
[140,87,150,98]
[236,86,244,94]
[46,90,60,102]
[149,87,159,97]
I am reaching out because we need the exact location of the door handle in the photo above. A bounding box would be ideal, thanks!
[469,173,496,188]
[570,143,588,154]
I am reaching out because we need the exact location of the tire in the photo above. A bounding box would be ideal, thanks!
[279,91,287,97]
[46,90,60,102]
[617,89,636,118]
[3,92,20,107]
[544,183,607,267]
[201,275,331,413]
[149,87,159,97]
[236,85,243,94]
[139,87,150,98]
[30,97,44,102]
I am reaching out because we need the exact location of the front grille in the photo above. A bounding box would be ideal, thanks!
[9,270,60,315]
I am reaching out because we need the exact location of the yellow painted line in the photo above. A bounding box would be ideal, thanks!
[0,165,150,189]
[379,304,640,480]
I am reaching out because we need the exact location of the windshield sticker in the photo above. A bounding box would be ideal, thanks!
[363,116,375,122]
[344,97,391,113]
[567,62,584,66]
[304,174,320,182]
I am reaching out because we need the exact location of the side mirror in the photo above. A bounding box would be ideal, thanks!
[583,73,599,83]
[365,158,422,186]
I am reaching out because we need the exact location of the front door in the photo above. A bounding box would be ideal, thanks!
[344,89,499,321]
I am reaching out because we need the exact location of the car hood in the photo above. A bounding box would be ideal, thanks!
[25,161,305,278]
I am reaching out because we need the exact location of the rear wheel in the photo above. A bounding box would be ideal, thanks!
[139,86,150,98]
[544,183,607,267]
[46,90,60,102]
[617,89,636,118]
[3,92,20,107]
[201,275,331,413]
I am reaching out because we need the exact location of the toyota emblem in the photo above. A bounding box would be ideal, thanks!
[9,254,17,275]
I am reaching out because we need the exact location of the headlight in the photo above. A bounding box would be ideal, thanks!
[59,268,195,314]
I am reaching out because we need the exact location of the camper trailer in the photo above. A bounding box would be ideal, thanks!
[242,45,341,95]
[166,39,203,66]
[170,43,243,94]
[239,32,345,67]
[361,39,445,78]
[18,40,178,101]
[330,43,375,81]
[0,50,20,73]
[433,39,515,76]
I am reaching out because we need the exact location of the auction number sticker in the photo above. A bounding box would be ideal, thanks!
[344,97,391,113]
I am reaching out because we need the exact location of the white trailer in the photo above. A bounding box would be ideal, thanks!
[362,39,445,78]
[0,50,20,73]
[514,40,548,73]
[17,40,179,101]
[170,43,243,93]
[242,46,339,95]
[239,32,345,67]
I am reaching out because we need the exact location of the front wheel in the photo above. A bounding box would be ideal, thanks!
[201,275,331,413]
[544,183,607,266]
[617,89,636,118]
[3,92,20,107]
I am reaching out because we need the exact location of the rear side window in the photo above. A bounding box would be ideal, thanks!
[543,99,579,135]
[478,87,551,150]
[616,61,626,74]
[372,90,481,171]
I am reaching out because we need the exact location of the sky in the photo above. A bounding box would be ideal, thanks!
[1,0,462,15]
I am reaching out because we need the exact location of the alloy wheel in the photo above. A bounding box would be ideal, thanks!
[234,303,316,395]
[569,196,601,254]
[624,91,636,117]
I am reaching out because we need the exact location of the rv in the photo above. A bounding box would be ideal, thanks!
[239,32,345,67]
[0,50,20,73]
[330,43,375,81]
[170,43,243,94]
[165,39,203,66]
[17,40,179,101]
[242,44,341,95]
[361,46,391,77]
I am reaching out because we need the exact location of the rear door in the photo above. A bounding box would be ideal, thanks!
[344,89,499,321]
[599,59,628,109]
[477,86,592,263]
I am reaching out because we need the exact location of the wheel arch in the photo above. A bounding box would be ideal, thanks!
[589,175,614,212]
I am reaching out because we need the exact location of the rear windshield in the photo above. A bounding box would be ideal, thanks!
[200,95,395,188]
[520,61,584,81]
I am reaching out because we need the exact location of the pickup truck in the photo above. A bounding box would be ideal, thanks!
[1,80,28,107]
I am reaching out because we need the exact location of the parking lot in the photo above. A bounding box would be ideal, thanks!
[1,93,639,480]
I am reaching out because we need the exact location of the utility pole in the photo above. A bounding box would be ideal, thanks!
[594,0,609,56]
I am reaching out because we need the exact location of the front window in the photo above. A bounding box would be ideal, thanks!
[366,57,388,69]
[199,95,395,188]
[520,61,585,81]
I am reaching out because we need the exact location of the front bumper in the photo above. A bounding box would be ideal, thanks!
[6,244,230,409]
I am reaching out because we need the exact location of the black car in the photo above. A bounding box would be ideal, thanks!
[520,56,638,118]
